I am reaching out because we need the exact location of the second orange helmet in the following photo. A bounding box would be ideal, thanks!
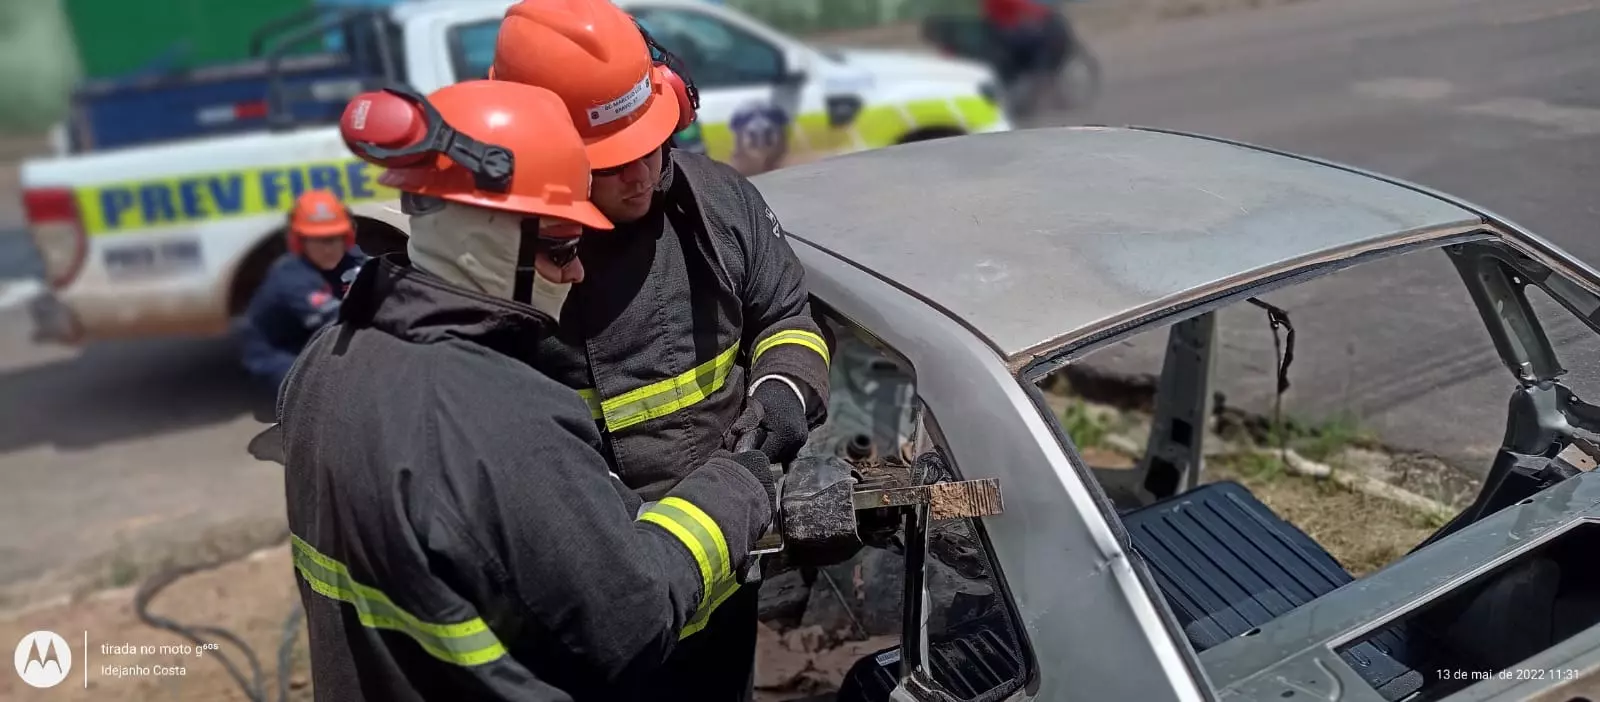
[491,0,684,170]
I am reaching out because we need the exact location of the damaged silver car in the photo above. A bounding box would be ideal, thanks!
[756,125,1600,702]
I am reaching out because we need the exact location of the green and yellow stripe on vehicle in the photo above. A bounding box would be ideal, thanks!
[697,95,1005,163]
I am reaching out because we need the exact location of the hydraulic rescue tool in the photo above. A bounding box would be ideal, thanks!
[250,423,1008,581]
[733,427,1005,582]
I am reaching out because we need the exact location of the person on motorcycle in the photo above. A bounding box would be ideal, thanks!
[981,0,1063,87]
[236,188,366,392]
[278,78,777,701]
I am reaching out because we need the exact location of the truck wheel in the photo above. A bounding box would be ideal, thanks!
[227,233,288,318]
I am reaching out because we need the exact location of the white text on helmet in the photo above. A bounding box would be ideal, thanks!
[588,74,652,128]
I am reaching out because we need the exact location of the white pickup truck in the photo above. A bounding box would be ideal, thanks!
[21,0,1009,344]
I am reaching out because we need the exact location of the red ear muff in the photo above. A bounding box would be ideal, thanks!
[657,65,696,132]
[635,22,699,133]
[340,84,515,193]
[341,90,431,168]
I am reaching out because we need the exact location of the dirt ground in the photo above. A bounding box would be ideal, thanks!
[0,546,309,702]
[0,543,884,702]
[0,459,1442,702]
[1203,456,1442,576]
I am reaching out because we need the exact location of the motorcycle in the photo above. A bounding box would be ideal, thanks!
[921,6,1102,121]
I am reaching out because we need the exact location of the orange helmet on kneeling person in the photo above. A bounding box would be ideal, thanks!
[337,79,612,231]
[489,0,699,170]
[287,189,355,255]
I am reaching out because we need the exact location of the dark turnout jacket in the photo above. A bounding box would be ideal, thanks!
[278,255,772,701]
[238,250,365,387]
[540,150,832,502]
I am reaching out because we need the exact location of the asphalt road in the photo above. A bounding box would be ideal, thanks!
[0,304,286,606]
[2,0,1599,603]
[1057,0,1600,472]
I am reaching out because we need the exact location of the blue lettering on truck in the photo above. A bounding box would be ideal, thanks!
[77,159,396,235]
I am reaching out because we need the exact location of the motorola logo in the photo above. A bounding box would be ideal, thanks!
[14,630,72,688]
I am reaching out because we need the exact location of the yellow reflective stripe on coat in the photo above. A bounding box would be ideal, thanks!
[289,534,508,667]
[582,344,740,433]
[636,496,739,639]
[752,329,830,367]
[576,389,603,420]
[681,578,741,639]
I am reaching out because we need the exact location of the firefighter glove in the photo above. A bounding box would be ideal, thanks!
[751,380,809,464]
[725,398,766,453]
[731,449,778,510]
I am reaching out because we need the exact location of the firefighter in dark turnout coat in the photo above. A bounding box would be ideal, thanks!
[490,4,833,699]
[279,79,776,701]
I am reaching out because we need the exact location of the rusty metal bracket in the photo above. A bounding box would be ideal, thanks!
[853,479,1004,520]
[749,454,1004,559]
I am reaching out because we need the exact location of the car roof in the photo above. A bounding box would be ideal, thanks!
[751,126,1488,364]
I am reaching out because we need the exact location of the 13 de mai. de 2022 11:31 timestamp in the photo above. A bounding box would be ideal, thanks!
[1436,668,1582,682]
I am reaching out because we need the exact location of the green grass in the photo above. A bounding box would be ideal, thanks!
[1411,507,1454,530]
[107,557,139,588]
[1060,398,1108,450]
[1263,411,1378,462]
[1225,451,1287,481]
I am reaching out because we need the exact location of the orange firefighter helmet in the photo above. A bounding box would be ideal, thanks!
[287,189,355,255]
[489,0,699,170]
[338,80,612,231]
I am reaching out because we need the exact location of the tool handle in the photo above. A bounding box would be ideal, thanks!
[733,424,768,455]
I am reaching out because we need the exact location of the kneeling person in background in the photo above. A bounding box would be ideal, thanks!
[236,189,367,392]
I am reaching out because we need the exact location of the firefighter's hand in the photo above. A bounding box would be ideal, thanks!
[748,381,808,464]
[730,449,777,510]
[724,399,767,454]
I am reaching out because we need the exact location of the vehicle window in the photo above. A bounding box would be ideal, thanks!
[1030,242,1600,699]
[447,20,499,81]
[630,8,784,88]
[1525,283,1600,407]
[764,307,1028,702]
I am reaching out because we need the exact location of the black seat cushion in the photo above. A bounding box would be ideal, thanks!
[1123,480,1423,700]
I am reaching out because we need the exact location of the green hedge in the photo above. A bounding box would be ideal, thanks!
[65,0,312,79]
[0,0,81,132]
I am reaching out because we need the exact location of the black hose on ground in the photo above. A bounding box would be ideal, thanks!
[133,534,306,702]
[278,601,306,702]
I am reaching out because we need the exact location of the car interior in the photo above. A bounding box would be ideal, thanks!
[1046,239,1600,701]
[796,239,1600,702]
